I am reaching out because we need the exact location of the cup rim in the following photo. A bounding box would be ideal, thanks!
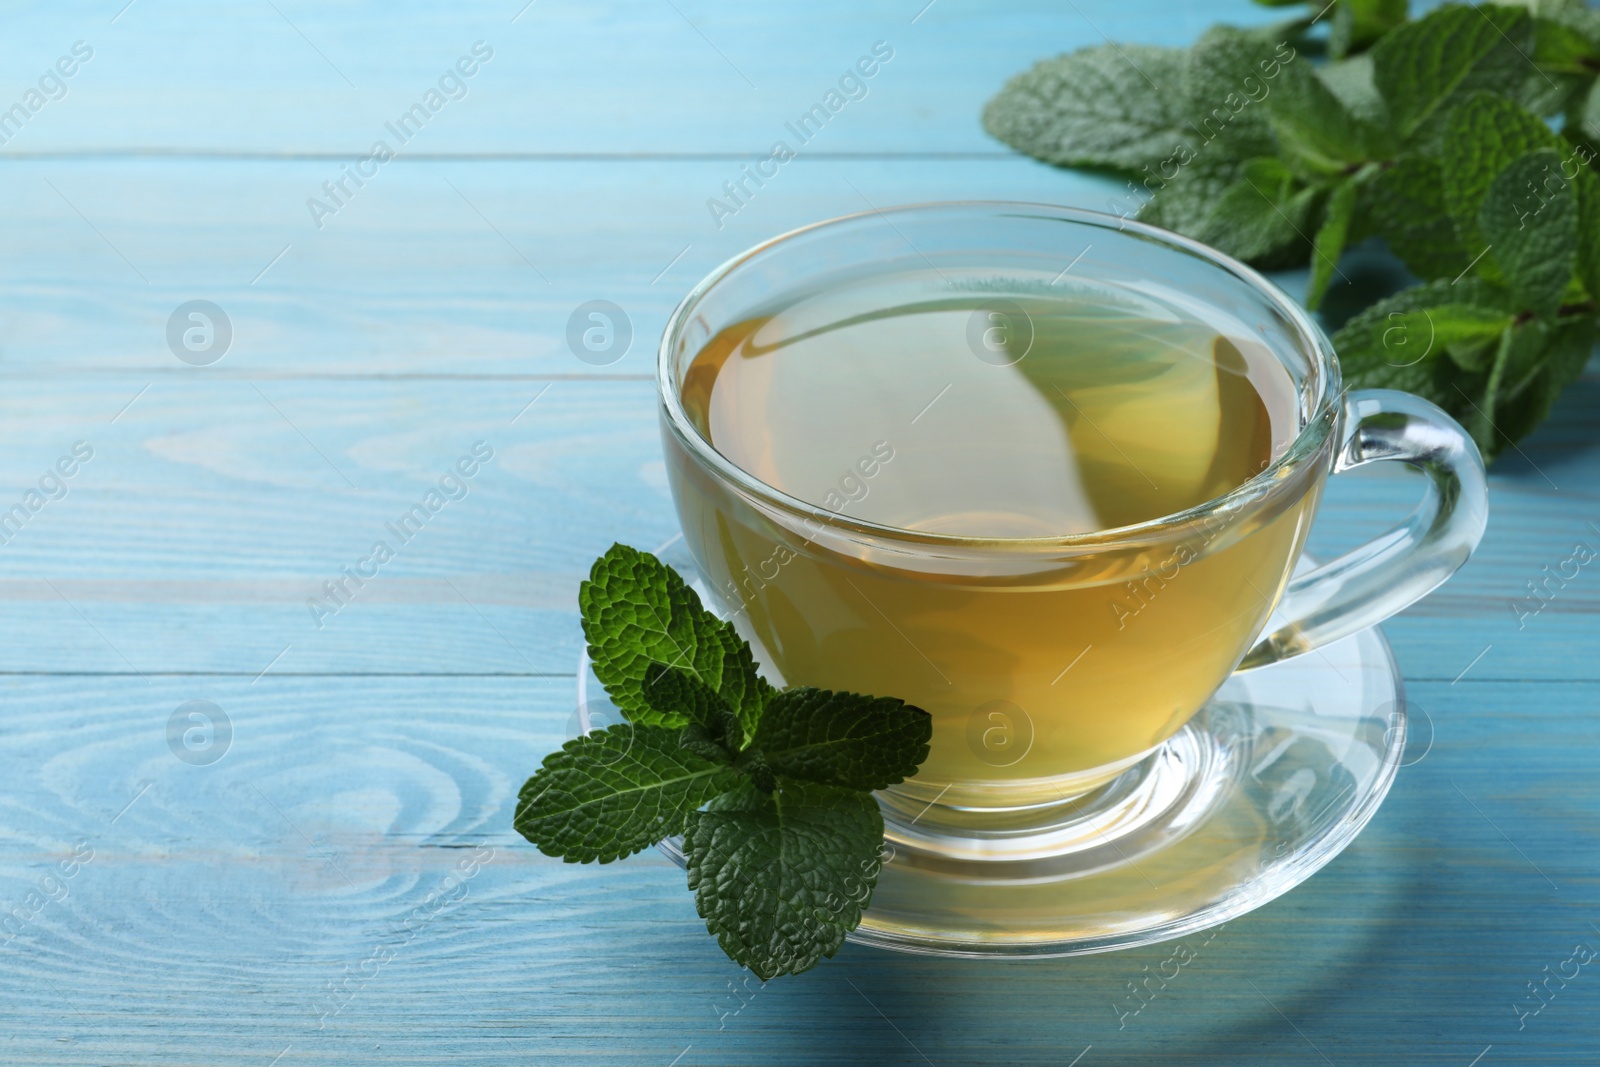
[656,200,1341,549]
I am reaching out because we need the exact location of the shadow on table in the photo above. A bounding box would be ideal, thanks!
[732,785,1575,1067]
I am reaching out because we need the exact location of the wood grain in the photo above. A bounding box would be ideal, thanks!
[0,157,1128,376]
[0,373,1590,679]
[0,674,1593,1065]
[0,0,1243,155]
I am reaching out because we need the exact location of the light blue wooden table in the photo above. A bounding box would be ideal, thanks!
[0,1,1595,1063]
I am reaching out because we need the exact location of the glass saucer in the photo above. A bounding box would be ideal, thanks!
[576,537,1405,958]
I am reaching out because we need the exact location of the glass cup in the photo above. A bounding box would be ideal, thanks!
[656,202,1487,850]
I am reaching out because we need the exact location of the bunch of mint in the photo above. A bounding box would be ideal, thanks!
[513,544,932,979]
[983,1,1600,461]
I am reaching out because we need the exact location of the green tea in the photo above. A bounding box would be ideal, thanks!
[666,270,1315,804]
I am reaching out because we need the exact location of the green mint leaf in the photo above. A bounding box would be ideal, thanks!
[1519,5,1600,111]
[1512,0,1597,22]
[1490,316,1597,452]
[1442,331,1503,374]
[684,778,884,980]
[678,725,734,767]
[1479,148,1578,319]
[747,687,933,792]
[1573,162,1600,300]
[1460,325,1519,457]
[1140,153,1315,269]
[1446,334,1504,375]
[735,748,778,793]
[1138,158,1247,237]
[1579,78,1600,142]
[1498,317,1557,398]
[1181,27,1293,164]
[1328,275,1586,462]
[1535,15,1600,67]
[1522,67,1588,119]
[581,543,775,735]
[1513,75,1584,123]
[1331,278,1513,404]
[1320,53,1390,126]
[981,43,1189,171]
[1442,91,1562,255]
[1440,313,1522,373]
[1331,0,1409,59]
[1308,175,1362,310]
[1360,156,1473,279]
[1267,60,1393,179]
[641,662,744,755]
[1534,3,1600,64]
[1371,3,1535,147]
[514,725,742,864]
[1184,156,1319,267]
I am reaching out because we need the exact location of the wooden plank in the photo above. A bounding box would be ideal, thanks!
[0,157,1128,376]
[0,0,1256,156]
[0,373,1592,676]
[0,673,1592,1065]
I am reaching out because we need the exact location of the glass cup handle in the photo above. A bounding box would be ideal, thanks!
[1237,388,1489,671]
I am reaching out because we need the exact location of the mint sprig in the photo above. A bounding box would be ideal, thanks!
[515,543,932,979]
[984,1,1600,462]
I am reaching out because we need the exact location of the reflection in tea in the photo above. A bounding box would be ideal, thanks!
[666,269,1318,805]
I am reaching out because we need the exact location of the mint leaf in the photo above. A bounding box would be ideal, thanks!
[1267,60,1392,178]
[1517,70,1587,122]
[1441,91,1561,255]
[1325,275,1592,463]
[1577,75,1600,140]
[1533,9,1600,69]
[1140,154,1321,268]
[1513,0,1600,30]
[1138,158,1248,237]
[1458,325,1518,455]
[982,44,1189,171]
[1189,156,1319,266]
[1517,4,1600,113]
[1308,175,1361,310]
[1372,4,1535,146]
[515,725,742,864]
[581,543,775,735]
[1574,162,1600,300]
[1331,0,1409,59]
[1498,317,1556,398]
[1479,148,1578,319]
[641,662,744,755]
[1492,316,1597,449]
[1332,278,1513,404]
[1360,156,1473,279]
[748,687,932,792]
[684,778,884,980]
[1320,53,1389,125]
[1181,27,1291,164]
